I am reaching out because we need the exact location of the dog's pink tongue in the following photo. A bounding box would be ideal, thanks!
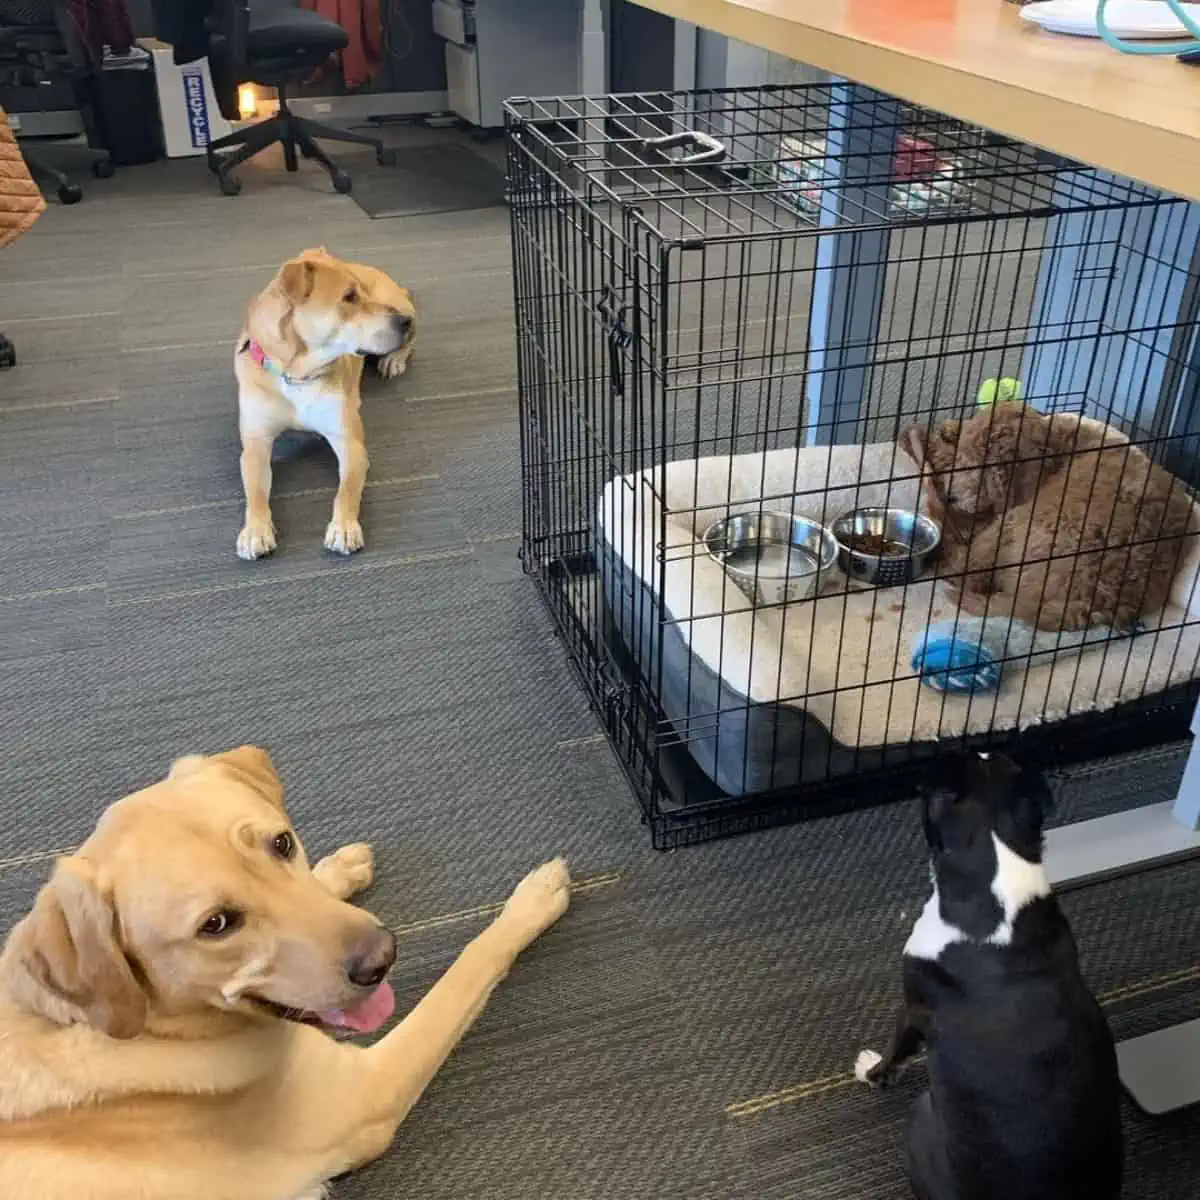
[319,981,395,1034]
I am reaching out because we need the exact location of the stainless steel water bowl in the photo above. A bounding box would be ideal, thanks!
[831,507,941,588]
[703,511,838,606]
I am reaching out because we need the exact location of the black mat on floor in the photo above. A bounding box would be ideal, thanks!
[350,144,507,218]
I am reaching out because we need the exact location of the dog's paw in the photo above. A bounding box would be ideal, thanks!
[854,1049,884,1087]
[377,348,411,380]
[237,519,277,561]
[324,518,364,556]
[314,842,375,899]
[500,858,571,948]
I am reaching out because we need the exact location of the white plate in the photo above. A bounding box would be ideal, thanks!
[1021,0,1200,38]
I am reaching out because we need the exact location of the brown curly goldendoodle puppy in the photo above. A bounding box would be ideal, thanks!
[898,402,1194,632]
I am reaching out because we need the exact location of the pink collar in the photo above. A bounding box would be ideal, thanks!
[246,338,287,379]
[247,338,274,372]
[242,338,330,384]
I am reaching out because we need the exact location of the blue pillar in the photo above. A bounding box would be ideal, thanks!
[804,83,901,445]
[1022,171,1200,434]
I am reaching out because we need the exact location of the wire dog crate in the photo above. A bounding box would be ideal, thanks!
[506,84,1200,848]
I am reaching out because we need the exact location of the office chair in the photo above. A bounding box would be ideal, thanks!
[21,134,112,204]
[202,0,383,196]
[0,0,113,203]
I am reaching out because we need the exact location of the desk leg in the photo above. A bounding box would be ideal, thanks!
[1044,712,1200,1114]
[804,84,899,446]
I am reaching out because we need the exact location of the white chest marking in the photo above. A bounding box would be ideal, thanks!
[986,833,1051,947]
[903,889,967,961]
[904,835,1051,960]
[281,379,344,441]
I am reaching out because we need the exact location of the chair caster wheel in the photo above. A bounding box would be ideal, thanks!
[57,183,83,204]
[375,147,387,166]
[332,170,352,194]
[219,174,242,196]
[93,158,114,179]
[0,336,15,369]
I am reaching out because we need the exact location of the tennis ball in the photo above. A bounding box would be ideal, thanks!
[976,377,1023,408]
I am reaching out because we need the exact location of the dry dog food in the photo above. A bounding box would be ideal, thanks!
[845,532,911,558]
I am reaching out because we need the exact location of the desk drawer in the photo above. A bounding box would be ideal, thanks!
[432,0,475,46]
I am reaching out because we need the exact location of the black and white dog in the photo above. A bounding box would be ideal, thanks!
[856,751,1123,1200]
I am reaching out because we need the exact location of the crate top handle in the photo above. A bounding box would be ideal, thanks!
[642,130,727,166]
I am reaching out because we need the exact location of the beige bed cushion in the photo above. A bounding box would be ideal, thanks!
[600,420,1200,748]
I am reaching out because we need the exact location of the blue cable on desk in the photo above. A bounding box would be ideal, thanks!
[1095,0,1200,55]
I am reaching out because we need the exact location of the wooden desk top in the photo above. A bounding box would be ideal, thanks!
[633,0,1200,199]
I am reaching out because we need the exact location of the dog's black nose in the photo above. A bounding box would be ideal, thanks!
[346,927,397,988]
[391,312,412,338]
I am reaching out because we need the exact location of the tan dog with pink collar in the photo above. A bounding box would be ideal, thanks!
[234,248,416,561]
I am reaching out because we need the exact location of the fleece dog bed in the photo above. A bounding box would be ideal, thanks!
[597,422,1200,797]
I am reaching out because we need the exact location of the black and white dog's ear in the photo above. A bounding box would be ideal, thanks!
[919,750,972,795]
[1016,763,1056,826]
[1023,765,1054,806]
[988,752,1054,810]
[990,753,1055,848]
[919,752,973,846]
[919,751,976,805]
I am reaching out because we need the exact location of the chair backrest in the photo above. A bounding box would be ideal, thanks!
[148,0,245,121]
[0,0,57,27]
[0,0,87,71]
[148,0,246,71]
[208,0,248,74]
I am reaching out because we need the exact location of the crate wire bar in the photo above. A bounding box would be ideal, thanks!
[506,83,1200,848]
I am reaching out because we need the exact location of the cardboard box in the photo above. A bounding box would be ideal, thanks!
[137,38,232,158]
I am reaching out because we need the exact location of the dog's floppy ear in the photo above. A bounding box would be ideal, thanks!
[170,745,285,812]
[988,752,1054,851]
[918,751,972,846]
[4,857,148,1039]
[1005,754,1055,824]
[899,423,954,527]
[897,423,928,468]
[278,259,316,303]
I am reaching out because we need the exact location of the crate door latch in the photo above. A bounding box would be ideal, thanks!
[598,284,633,405]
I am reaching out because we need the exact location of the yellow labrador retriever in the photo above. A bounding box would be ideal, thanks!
[235,248,417,561]
[0,746,570,1200]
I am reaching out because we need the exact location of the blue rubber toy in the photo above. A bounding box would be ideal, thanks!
[912,627,1003,694]
[912,616,1137,695]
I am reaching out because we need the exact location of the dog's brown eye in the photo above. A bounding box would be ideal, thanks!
[198,909,243,939]
[272,831,295,860]
[342,287,357,304]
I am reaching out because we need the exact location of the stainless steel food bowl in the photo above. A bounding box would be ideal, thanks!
[830,507,941,588]
[703,510,838,606]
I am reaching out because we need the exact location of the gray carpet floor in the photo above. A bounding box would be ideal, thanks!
[1,131,1198,1199]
